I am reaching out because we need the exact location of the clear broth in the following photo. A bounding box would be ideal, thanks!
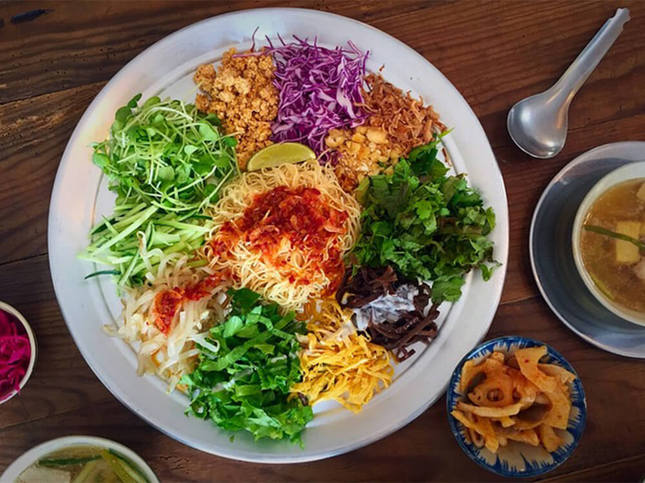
[16,445,147,483]
[580,178,645,313]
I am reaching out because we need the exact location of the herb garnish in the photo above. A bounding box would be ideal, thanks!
[583,224,645,250]
[351,136,498,303]
[181,288,313,443]
[92,94,238,214]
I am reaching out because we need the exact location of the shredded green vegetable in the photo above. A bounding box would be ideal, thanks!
[92,94,238,213]
[80,94,237,287]
[181,288,313,444]
[38,456,101,467]
[100,450,146,483]
[80,203,211,287]
[583,223,645,250]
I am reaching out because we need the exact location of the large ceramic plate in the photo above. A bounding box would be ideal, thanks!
[48,8,508,463]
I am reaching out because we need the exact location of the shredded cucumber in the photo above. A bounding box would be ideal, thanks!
[80,94,237,288]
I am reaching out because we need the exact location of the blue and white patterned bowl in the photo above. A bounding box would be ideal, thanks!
[446,336,586,478]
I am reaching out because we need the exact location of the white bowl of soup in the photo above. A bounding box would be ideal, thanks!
[572,162,645,326]
[0,436,159,483]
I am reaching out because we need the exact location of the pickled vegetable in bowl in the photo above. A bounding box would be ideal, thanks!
[0,302,35,403]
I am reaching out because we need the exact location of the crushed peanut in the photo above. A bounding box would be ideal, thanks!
[194,49,278,169]
[327,126,400,191]
[326,73,445,191]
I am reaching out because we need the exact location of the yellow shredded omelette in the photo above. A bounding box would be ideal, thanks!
[292,299,394,413]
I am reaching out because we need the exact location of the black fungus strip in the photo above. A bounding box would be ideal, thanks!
[338,266,441,362]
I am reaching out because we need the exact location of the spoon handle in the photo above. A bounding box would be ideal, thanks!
[551,8,630,105]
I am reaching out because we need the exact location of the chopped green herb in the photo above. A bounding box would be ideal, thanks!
[351,135,499,303]
[93,94,237,213]
[38,456,101,467]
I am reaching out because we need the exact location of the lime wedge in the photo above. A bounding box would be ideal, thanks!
[246,143,316,171]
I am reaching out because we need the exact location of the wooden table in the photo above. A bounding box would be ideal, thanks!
[1,1,644,481]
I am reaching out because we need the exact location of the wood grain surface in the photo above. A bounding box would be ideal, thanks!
[0,1,644,481]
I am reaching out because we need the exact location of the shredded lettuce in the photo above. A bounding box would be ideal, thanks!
[181,288,313,444]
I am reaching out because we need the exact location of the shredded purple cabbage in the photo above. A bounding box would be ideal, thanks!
[265,35,369,163]
[0,309,30,401]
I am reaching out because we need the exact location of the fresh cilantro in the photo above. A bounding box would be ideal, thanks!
[181,289,313,444]
[351,135,499,303]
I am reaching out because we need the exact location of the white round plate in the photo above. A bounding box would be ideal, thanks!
[48,8,508,463]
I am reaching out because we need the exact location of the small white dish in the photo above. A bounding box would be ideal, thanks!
[0,301,37,404]
[0,435,159,483]
[571,161,645,327]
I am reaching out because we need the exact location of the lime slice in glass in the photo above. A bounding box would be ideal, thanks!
[246,143,316,171]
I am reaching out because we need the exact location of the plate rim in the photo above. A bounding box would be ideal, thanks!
[529,141,645,359]
[47,7,509,463]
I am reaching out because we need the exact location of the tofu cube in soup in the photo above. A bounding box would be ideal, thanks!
[615,221,641,264]
[16,466,71,483]
[636,182,645,202]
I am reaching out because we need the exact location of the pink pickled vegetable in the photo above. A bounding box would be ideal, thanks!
[0,309,31,401]
[265,36,369,163]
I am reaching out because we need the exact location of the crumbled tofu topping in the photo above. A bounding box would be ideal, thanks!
[194,49,278,169]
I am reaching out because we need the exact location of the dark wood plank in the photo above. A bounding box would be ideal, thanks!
[0,82,105,265]
[0,0,432,104]
[1,0,642,111]
[1,288,644,481]
[0,255,113,431]
[0,397,501,483]
[419,1,645,149]
[541,454,645,482]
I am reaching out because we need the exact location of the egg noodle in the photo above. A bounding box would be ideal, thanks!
[292,299,394,412]
[108,253,228,391]
[203,160,361,311]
